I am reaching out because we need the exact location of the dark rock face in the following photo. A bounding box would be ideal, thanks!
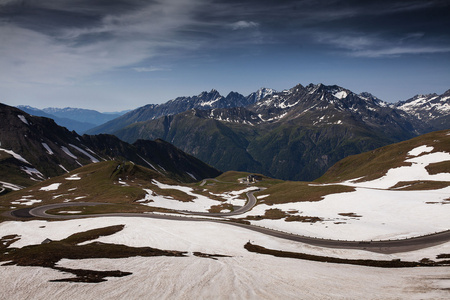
[0,103,220,191]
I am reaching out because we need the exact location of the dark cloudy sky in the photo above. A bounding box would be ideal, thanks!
[1,0,449,111]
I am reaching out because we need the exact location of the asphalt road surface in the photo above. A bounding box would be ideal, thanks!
[10,196,449,254]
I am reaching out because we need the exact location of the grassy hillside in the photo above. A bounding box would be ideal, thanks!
[316,129,450,183]
[0,161,195,221]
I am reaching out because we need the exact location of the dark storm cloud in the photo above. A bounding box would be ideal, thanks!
[2,0,449,51]
[0,0,449,87]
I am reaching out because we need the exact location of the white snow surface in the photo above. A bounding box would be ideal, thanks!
[0,181,24,191]
[69,144,99,163]
[10,198,42,206]
[0,217,449,299]
[333,90,348,99]
[138,182,258,212]
[0,147,31,164]
[17,114,29,125]
[408,145,434,156]
[138,185,220,212]
[65,174,81,181]
[235,186,450,240]
[137,154,157,171]
[59,164,69,173]
[257,194,270,199]
[199,97,221,107]
[233,146,450,240]
[21,166,45,180]
[210,186,259,206]
[39,183,61,191]
[61,146,77,159]
[186,172,197,180]
[41,143,53,155]
[342,151,450,189]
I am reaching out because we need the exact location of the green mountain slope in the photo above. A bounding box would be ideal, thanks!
[316,129,450,184]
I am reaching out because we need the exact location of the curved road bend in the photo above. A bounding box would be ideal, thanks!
[19,199,450,254]
[191,189,260,217]
[25,189,259,219]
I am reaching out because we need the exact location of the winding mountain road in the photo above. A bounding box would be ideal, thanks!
[10,189,450,254]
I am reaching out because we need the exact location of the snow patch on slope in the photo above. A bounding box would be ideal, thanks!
[0,148,31,165]
[69,144,99,163]
[39,183,61,191]
[408,145,433,156]
[333,91,348,99]
[137,180,222,212]
[41,143,53,155]
[21,166,45,180]
[65,174,81,180]
[61,146,77,159]
[17,115,29,125]
[0,181,24,191]
[59,165,69,173]
[343,150,450,189]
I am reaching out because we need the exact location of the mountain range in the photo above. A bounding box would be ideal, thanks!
[0,103,220,193]
[17,106,128,134]
[86,88,276,135]
[86,83,450,181]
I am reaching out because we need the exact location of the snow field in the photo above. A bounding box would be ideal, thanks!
[235,145,450,240]
[342,150,450,189]
[1,217,450,299]
[235,187,450,240]
[1,216,449,264]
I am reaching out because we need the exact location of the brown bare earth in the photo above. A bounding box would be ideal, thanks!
[244,242,450,268]
[390,181,450,191]
[0,225,187,282]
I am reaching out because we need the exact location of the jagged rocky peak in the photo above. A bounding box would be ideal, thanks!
[358,92,387,107]
[256,87,277,99]
[198,89,222,99]
[412,93,439,100]
[359,92,380,101]
[245,87,277,104]
[305,83,348,97]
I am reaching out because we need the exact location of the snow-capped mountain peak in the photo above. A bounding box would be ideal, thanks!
[394,91,450,119]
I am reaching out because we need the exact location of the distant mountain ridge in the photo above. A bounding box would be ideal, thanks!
[86,88,276,135]
[88,84,449,136]
[392,89,450,131]
[17,106,128,134]
[0,104,220,192]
